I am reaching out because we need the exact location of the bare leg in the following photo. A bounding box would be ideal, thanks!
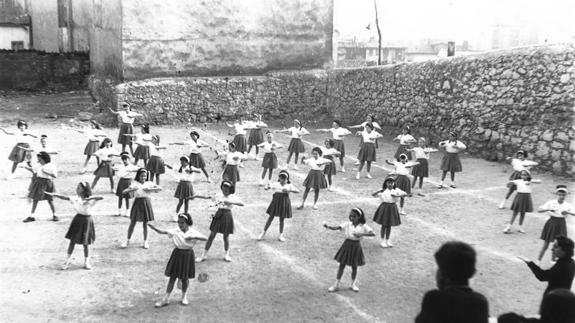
[91,176,101,189]
[83,244,89,257]
[336,263,346,279]
[11,162,18,173]
[176,199,184,213]
[109,177,115,192]
[538,241,550,261]
[204,231,217,252]
[263,214,274,231]
[166,277,177,293]
[184,199,190,213]
[127,221,137,239]
[223,234,230,252]
[313,188,320,206]
[366,161,372,173]
[279,218,285,233]
[143,222,148,241]
[351,265,358,280]
[286,152,294,165]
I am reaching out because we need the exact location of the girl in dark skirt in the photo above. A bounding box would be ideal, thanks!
[317,120,352,172]
[246,114,267,160]
[498,150,539,209]
[148,213,207,307]
[324,208,374,292]
[393,126,416,161]
[169,131,213,183]
[257,131,283,189]
[71,120,107,173]
[297,147,331,210]
[91,138,120,193]
[108,103,142,155]
[408,137,438,196]
[47,182,104,270]
[372,177,408,248]
[1,120,38,175]
[536,185,575,261]
[196,181,244,263]
[503,170,541,234]
[121,168,162,250]
[275,119,310,170]
[146,135,169,185]
[127,124,153,166]
[385,155,419,215]
[226,118,248,165]
[22,151,58,222]
[219,142,246,186]
[355,123,383,180]
[258,170,299,242]
[171,156,210,222]
[437,131,467,189]
[113,153,138,216]
[322,139,341,191]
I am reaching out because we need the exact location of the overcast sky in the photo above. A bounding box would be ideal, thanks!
[334,0,575,46]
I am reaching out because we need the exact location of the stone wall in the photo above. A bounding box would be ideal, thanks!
[0,50,89,90]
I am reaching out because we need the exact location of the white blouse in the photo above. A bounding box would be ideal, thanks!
[129,181,157,198]
[360,130,382,143]
[288,127,310,138]
[69,196,98,215]
[113,163,139,179]
[412,147,436,160]
[171,166,196,182]
[135,134,153,146]
[214,193,243,210]
[87,129,106,142]
[539,200,575,218]
[259,141,281,153]
[167,228,205,250]
[93,147,118,161]
[149,145,163,157]
[15,131,33,144]
[118,111,139,124]
[511,158,538,172]
[322,147,339,158]
[233,123,247,136]
[439,140,466,153]
[395,134,416,145]
[376,189,406,203]
[35,163,57,179]
[186,139,207,154]
[391,161,415,176]
[511,179,534,194]
[330,128,352,140]
[269,182,296,193]
[361,121,381,130]
[303,157,330,170]
[225,151,244,166]
[339,222,373,241]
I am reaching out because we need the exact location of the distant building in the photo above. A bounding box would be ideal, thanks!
[405,39,482,62]
[337,37,407,67]
[0,0,30,50]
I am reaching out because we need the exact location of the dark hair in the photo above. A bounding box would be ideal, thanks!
[99,137,112,149]
[366,114,375,122]
[120,152,130,161]
[142,124,150,134]
[382,177,396,191]
[519,170,532,181]
[333,120,341,127]
[278,170,290,184]
[516,150,528,158]
[351,207,366,224]
[220,180,235,194]
[365,122,374,130]
[448,131,458,142]
[434,241,477,283]
[403,126,411,134]
[37,151,51,163]
[399,154,408,161]
[189,131,200,139]
[556,236,574,258]
[41,134,47,139]
[134,168,148,181]
[325,139,335,148]
[17,120,28,129]
[78,181,92,198]
[294,119,302,130]
[312,147,323,156]
[540,289,575,323]
[152,134,160,144]
[178,213,193,226]
[178,156,190,173]
[228,142,236,149]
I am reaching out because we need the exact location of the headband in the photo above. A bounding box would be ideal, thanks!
[180,155,190,163]
[449,131,457,137]
[294,119,301,125]
[516,150,525,155]
[399,154,408,160]
[352,207,364,218]
[222,181,233,188]
[556,185,568,194]
[279,170,290,181]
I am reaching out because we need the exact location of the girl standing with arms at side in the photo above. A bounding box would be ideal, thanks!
[324,207,374,292]
[503,170,541,234]
[246,114,267,160]
[170,156,210,222]
[275,119,309,170]
[149,213,207,307]
[393,126,416,161]
[257,170,299,242]
[372,177,407,248]
[317,120,352,172]
[196,181,244,263]
[499,150,539,209]
[536,185,575,262]
[46,182,104,270]
[146,135,168,185]
[170,131,212,183]
[408,137,437,196]
[218,142,246,187]
[113,152,138,217]
[437,131,467,189]
[297,147,331,210]
[258,131,283,189]
[109,103,142,155]
[355,123,383,180]
[91,138,120,193]
[22,151,58,222]
[126,124,153,166]
[1,120,37,176]
[386,154,419,215]
[322,139,341,191]
[120,168,162,249]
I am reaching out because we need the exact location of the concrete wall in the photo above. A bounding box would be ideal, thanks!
[71,0,91,52]
[0,26,30,49]
[89,0,122,79]
[30,0,59,52]
[120,0,333,80]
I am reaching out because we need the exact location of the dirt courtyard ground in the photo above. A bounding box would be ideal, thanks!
[0,92,573,322]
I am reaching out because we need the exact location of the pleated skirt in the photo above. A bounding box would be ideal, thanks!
[357,142,376,162]
[94,160,114,178]
[117,123,133,145]
[248,128,264,146]
[540,217,567,243]
[130,197,154,222]
[65,214,95,245]
[510,193,533,213]
[411,158,429,177]
[223,164,240,185]
[210,208,234,234]
[394,144,412,161]
[8,142,30,163]
[373,202,401,226]
[134,145,150,160]
[333,139,345,158]
[395,175,411,194]
[189,153,206,169]
[174,181,194,199]
[146,155,165,174]
[28,177,54,201]
[261,152,278,169]
[303,169,328,189]
[116,178,132,197]
[233,134,247,153]
[165,248,195,279]
[440,153,462,173]
[334,239,365,266]
[84,141,100,156]
[323,157,336,175]
[266,192,292,219]
[287,138,305,153]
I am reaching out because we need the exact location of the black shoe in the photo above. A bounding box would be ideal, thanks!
[52,215,59,222]
[23,217,36,223]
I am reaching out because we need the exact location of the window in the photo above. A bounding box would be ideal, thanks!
[11,41,24,50]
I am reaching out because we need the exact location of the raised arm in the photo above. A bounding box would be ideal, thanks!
[44,192,70,200]
[108,107,120,115]
[147,223,168,235]
[189,194,211,200]
[323,223,342,231]
[0,127,15,135]
[371,190,382,197]
[385,159,395,166]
